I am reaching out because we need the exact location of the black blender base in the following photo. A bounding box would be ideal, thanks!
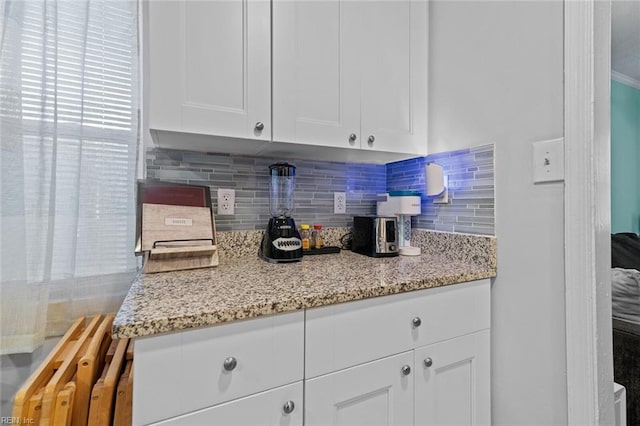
[258,249,302,263]
[259,217,303,263]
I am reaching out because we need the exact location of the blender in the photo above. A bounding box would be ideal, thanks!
[259,163,303,263]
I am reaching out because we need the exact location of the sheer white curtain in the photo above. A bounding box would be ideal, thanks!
[0,0,140,354]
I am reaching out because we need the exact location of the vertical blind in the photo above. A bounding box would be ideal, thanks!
[0,0,140,353]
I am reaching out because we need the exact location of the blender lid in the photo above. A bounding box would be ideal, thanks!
[269,162,296,176]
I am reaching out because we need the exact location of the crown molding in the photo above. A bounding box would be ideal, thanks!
[611,70,640,90]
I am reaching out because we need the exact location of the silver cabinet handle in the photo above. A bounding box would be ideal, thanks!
[223,356,237,371]
[255,122,265,131]
[368,135,375,145]
[412,317,422,328]
[401,365,411,376]
[283,400,295,414]
[424,357,433,367]
[349,133,357,144]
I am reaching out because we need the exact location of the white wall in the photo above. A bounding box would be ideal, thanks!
[429,1,566,424]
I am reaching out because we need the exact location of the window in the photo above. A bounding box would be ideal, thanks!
[0,0,140,353]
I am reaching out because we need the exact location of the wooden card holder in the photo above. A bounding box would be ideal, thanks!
[141,203,219,273]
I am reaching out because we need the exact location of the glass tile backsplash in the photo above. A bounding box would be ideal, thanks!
[387,144,495,235]
[146,149,386,231]
[146,143,494,235]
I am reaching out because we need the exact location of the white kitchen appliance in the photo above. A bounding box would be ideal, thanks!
[377,192,422,256]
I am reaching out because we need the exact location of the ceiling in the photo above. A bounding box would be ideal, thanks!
[612,0,640,83]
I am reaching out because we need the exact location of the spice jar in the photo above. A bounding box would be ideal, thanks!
[312,224,323,249]
[300,224,311,250]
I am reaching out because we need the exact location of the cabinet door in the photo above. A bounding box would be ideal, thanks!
[360,0,428,155]
[273,0,361,149]
[152,382,303,426]
[305,351,414,426]
[148,0,270,140]
[415,330,491,425]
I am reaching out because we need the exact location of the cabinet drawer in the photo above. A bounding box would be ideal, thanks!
[151,381,303,426]
[133,311,304,425]
[305,280,490,378]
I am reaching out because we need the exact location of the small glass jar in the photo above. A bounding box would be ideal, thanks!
[312,224,323,249]
[300,224,311,250]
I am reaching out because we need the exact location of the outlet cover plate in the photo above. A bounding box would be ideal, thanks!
[334,192,346,214]
[217,188,235,215]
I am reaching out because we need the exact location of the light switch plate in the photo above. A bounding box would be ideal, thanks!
[533,138,564,183]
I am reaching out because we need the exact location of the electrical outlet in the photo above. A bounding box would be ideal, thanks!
[334,192,346,214]
[217,188,235,215]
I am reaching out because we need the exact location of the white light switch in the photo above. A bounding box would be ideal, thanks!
[533,138,564,183]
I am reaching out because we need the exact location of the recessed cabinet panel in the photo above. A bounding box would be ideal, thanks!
[414,331,491,425]
[361,0,428,155]
[148,0,270,141]
[273,0,361,149]
[183,1,244,110]
[305,352,414,426]
[295,2,341,124]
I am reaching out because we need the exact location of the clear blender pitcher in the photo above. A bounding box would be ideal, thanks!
[269,163,296,218]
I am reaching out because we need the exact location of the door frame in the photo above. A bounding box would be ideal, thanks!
[564,0,614,424]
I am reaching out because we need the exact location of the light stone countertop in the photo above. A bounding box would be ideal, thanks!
[113,231,496,339]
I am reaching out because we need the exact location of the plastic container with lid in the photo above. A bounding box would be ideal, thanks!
[312,224,323,249]
[300,224,311,250]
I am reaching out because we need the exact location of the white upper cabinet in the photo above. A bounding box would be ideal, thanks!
[360,1,428,154]
[147,0,271,141]
[272,0,361,149]
[273,0,428,156]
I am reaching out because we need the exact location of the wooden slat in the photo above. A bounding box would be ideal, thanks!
[26,389,44,425]
[125,340,134,361]
[96,338,128,426]
[54,340,78,369]
[105,339,118,364]
[13,317,86,419]
[87,365,107,426]
[113,361,133,426]
[52,381,75,426]
[40,315,102,426]
[75,314,114,426]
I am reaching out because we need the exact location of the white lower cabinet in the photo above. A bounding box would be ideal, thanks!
[152,382,303,426]
[304,280,491,426]
[133,280,491,425]
[304,331,490,426]
[415,331,491,425]
[305,352,415,426]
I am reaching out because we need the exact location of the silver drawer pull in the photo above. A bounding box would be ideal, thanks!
[411,317,422,328]
[424,357,433,367]
[255,122,265,131]
[401,365,411,376]
[283,400,295,414]
[223,356,237,371]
